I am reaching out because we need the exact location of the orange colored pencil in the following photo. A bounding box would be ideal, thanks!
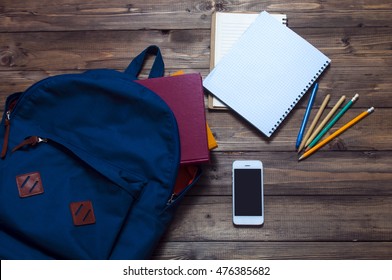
[299,107,374,161]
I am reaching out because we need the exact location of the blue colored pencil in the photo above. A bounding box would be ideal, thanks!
[295,83,318,150]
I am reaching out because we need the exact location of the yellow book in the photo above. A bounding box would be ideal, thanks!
[206,123,218,150]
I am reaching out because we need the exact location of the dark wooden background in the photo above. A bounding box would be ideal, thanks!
[1,0,391,259]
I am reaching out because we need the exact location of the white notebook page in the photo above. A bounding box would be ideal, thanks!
[212,12,287,108]
[204,11,331,137]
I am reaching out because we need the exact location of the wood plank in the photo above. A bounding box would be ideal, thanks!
[163,196,392,242]
[4,0,392,14]
[1,27,392,71]
[152,241,392,259]
[1,0,392,31]
[0,30,210,70]
[192,151,392,196]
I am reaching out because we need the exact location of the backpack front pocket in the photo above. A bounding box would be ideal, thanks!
[0,134,147,259]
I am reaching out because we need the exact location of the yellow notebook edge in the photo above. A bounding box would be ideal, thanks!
[207,12,220,110]
[208,11,233,110]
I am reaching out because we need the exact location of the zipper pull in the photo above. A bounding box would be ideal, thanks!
[12,136,47,153]
[1,111,11,159]
[166,193,177,205]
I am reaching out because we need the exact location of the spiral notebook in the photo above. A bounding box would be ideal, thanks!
[203,11,331,137]
[208,11,287,109]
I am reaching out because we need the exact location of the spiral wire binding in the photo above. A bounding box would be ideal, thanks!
[268,60,330,135]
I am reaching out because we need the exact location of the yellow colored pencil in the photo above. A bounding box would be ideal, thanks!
[299,107,374,161]
[298,94,330,153]
[304,95,346,148]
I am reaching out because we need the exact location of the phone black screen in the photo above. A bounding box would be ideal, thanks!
[234,169,262,216]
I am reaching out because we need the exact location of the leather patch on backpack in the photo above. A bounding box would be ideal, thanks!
[16,172,44,198]
[70,201,96,226]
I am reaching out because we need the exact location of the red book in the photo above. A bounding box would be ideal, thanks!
[136,73,209,164]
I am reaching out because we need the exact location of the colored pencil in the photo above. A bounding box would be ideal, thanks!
[304,95,346,148]
[299,107,374,161]
[306,93,359,150]
[298,94,330,153]
[295,83,318,150]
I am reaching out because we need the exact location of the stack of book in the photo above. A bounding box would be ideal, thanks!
[136,71,217,194]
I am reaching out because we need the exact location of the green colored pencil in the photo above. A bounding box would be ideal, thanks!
[306,93,359,150]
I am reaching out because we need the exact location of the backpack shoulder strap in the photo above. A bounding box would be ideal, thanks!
[125,45,164,79]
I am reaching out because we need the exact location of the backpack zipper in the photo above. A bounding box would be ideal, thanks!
[1,98,18,159]
[1,74,84,159]
[166,193,177,205]
[11,136,48,153]
[0,111,11,159]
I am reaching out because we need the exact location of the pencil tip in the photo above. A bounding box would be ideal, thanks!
[298,156,303,161]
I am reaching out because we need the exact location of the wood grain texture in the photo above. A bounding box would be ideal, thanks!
[163,196,392,242]
[1,0,392,31]
[0,0,391,260]
[152,242,392,259]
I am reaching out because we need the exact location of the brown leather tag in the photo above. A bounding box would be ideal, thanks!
[16,172,44,198]
[70,201,96,226]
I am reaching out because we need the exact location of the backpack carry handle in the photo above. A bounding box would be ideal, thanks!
[125,45,164,79]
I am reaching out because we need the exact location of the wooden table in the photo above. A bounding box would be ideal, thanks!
[1,0,391,259]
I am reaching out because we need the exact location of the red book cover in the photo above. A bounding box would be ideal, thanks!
[136,73,210,164]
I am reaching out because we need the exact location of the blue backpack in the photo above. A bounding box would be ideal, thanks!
[0,45,198,259]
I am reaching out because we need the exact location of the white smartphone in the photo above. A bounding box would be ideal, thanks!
[232,160,264,226]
